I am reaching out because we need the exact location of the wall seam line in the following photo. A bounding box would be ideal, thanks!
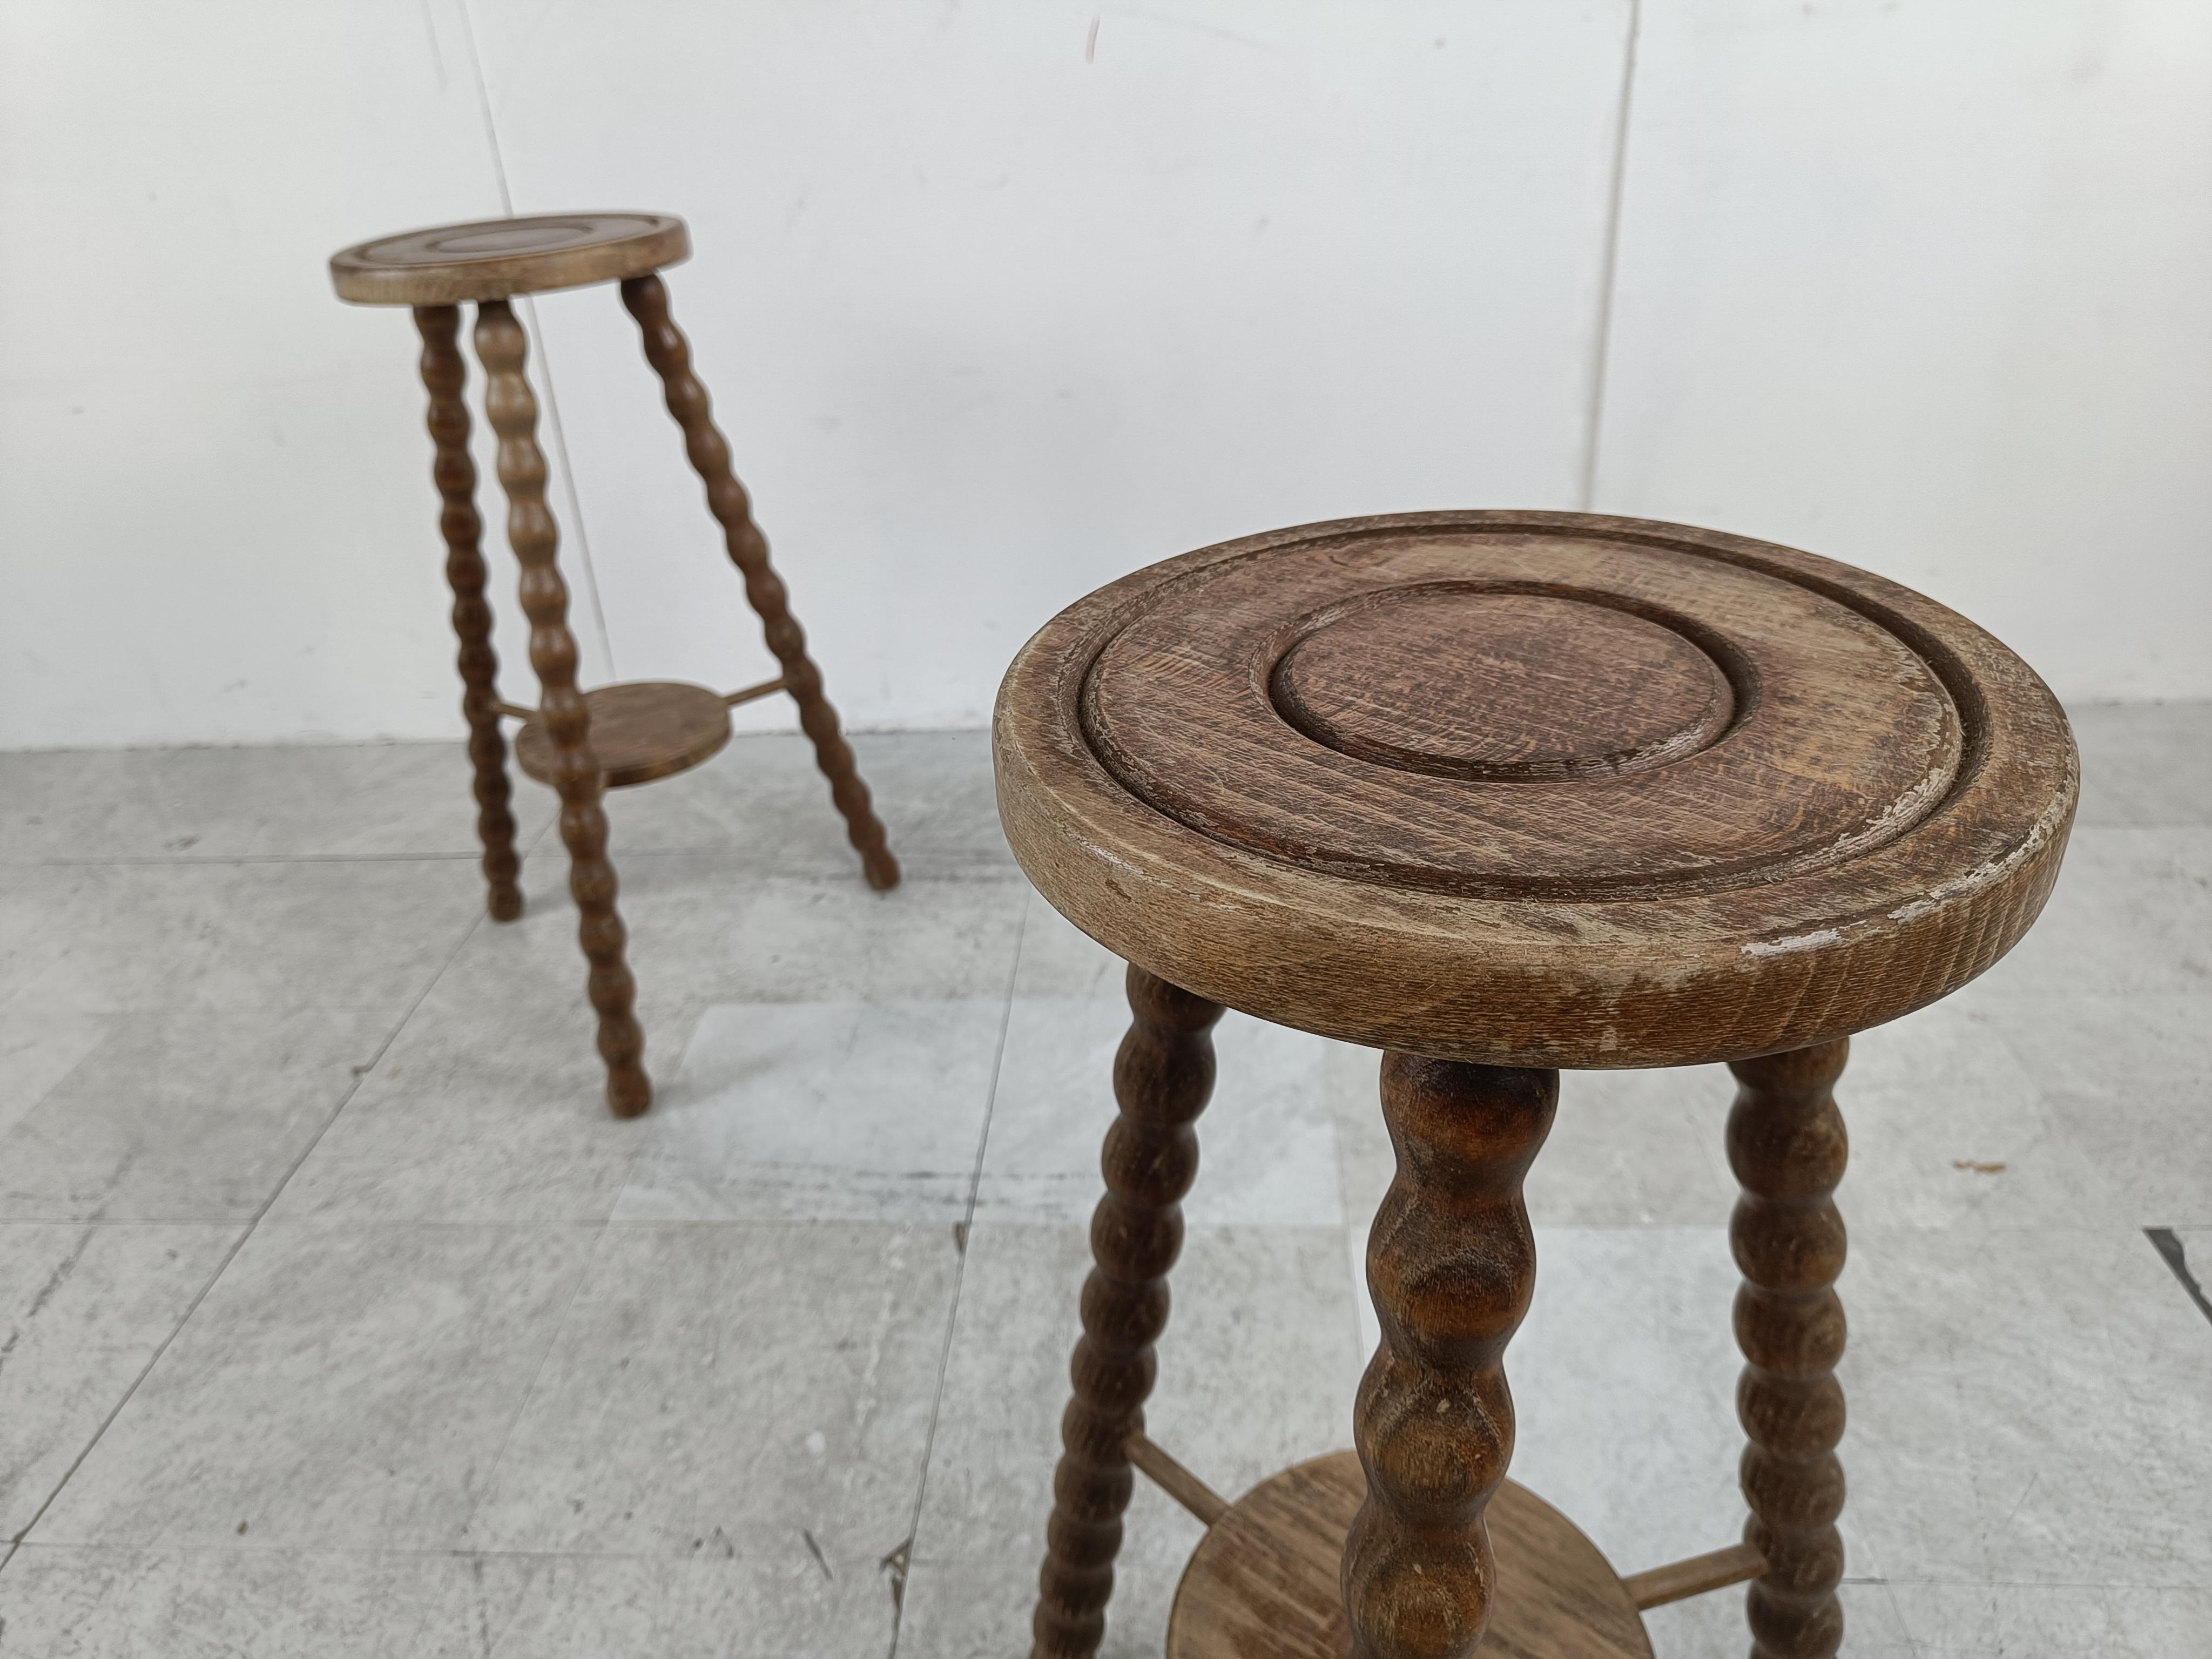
[1578,0,1642,514]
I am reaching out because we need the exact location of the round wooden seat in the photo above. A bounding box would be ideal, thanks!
[994,510,2076,1069]
[329,211,688,304]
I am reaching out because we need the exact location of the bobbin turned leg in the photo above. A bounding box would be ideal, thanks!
[1031,967,1225,1659]
[1729,1041,1850,1659]
[414,304,522,922]
[1343,1056,1556,1659]
[472,300,651,1117]
[618,273,899,891]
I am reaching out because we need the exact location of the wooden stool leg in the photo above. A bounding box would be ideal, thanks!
[1343,1056,1557,1659]
[618,273,900,892]
[1728,1041,1850,1659]
[1032,967,1225,1659]
[413,305,524,923]
[472,300,651,1118]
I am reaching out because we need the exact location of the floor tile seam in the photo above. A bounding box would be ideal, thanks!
[943,1216,2206,1240]
[1863,1574,2211,1593]
[216,1216,611,1234]
[886,889,1030,1659]
[0,1215,257,1566]
[591,840,1020,863]
[1886,1574,1932,1659]
[1502,1220,2206,1235]
[455,1221,610,1547]
[595,851,1027,879]
[0,1539,905,1566]
[3,852,492,869]
[957,1216,1365,1238]
[592,1216,974,1232]
[0,1549,2161,1590]
[0,900,494,1564]
[591,980,717,1229]
[0,1215,281,1231]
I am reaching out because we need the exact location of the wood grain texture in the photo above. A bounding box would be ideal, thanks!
[513,680,732,790]
[413,304,522,923]
[620,273,900,891]
[993,512,2079,1069]
[474,299,651,1117]
[1620,1541,1766,1612]
[1126,1430,1231,1527]
[1166,1454,1651,1659]
[1343,1056,1556,1659]
[1729,1042,1851,1659]
[1032,967,1224,1659]
[333,212,687,304]
[1271,588,1734,783]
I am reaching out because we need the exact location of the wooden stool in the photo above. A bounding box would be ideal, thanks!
[992,511,2077,1659]
[331,212,898,1117]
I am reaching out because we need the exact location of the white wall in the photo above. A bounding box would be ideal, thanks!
[2,2,2204,750]
[1595,0,2212,704]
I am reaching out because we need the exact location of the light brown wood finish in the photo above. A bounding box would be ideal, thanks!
[723,674,790,707]
[1033,967,1224,1659]
[513,680,732,790]
[1271,586,1734,783]
[473,299,650,1117]
[1125,1431,1231,1528]
[413,304,523,923]
[332,212,687,304]
[1620,1542,1767,1612]
[619,273,900,891]
[1729,1041,1851,1659]
[340,214,899,1117]
[1341,1056,1555,1659]
[994,512,2078,1070]
[1166,1454,1651,1659]
[999,514,2076,1659]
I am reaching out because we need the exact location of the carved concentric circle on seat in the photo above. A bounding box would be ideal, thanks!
[994,511,2078,1068]
[330,212,689,304]
[1271,586,1736,783]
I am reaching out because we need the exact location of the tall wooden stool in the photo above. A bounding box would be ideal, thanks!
[993,511,2076,1659]
[331,212,898,1117]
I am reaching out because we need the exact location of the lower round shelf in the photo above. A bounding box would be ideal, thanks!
[1165,1451,1651,1659]
[514,680,733,790]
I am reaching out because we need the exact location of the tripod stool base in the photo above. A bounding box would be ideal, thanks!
[1164,1451,1651,1659]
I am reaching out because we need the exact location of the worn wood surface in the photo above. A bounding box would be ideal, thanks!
[621,273,900,891]
[332,212,687,304]
[1167,1454,1650,1659]
[1033,968,1224,1659]
[1271,587,1735,783]
[1341,1056,1555,1659]
[513,680,732,790]
[1729,1042,1851,1659]
[473,299,651,1117]
[993,512,2078,1068]
[413,304,523,922]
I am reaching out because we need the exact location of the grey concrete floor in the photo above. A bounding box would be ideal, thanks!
[0,710,2205,1657]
